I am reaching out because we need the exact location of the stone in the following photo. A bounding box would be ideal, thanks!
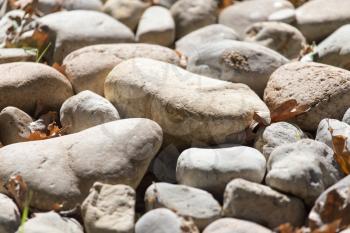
[266,139,343,205]
[145,182,221,230]
[16,212,83,233]
[254,122,306,160]
[264,62,350,131]
[151,144,180,183]
[308,175,350,229]
[343,108,350,125]
[63,43,181,96]
[38,10,134,63]
[0,119,162,210]
[60,90,120,134]
[295,0,350,42]
[103,0,150,31]
[0,193,20,233]
[105,58,270,148]
[0,48,36,64]
[37,0,102,15]
[223,178,306,228]
[268,9,296,24]
[316,118,350,150]
[314,25,350,70]
[135,208,199,233]
[186,40,288,97]
[82,182,135,233]
[170,0,218,39]
[176,146,266,196]
[175,24,241,57]
[136,6,175,47]
[152,0,178,8]
[219,0,294,37]
[245,22,306,59]
[0,107,32,146]
[203,218,272,233]
[0,62,73,114]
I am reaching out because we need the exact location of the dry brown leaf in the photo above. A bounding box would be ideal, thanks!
[27,130,47,140]
[51,203,64,212]
[288,0,308,7]
[309,187,350,231]
[32,26,49,48]
[312,220,340,233]
[4,175,28,210]
[26,111,65,141]
[328,127,350,175]
[219,0,235,9]
[52,63,66,75]
[270,99,310,122]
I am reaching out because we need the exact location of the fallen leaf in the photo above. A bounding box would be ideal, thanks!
[270,99,310,122]
[219,0,234,9]
[32,25,49,48]
[4,175,28,210]
[328,126,350,175]
[25,111,65,141]
[313,220,340,233]
[51,203,64,212]
[52,63,66,75]
[309,187,350,231]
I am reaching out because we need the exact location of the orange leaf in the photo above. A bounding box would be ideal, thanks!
[219,0,234,9]
[270,99,310,122]
[52,63,66,76]
[52,203,64,212]
[32,26,49,48]
[329,130,350,175]
[27,131,48,140]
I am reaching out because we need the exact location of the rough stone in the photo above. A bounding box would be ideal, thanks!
[223,178,306,228]
[175,24,241,58]
[203,218,272,233]
[136,6,175,47]
[219,0,294,37]
[0,193,20,233]
[314,24,350,70]
[63,43,181,96]
[245,22,306,59]
[176,146,266,196]
[296,0,350,42]
[0,119,162,210]
[187,40,288,97]
[38,10,134,63]
[266,139,343,205]
[103,0,151,31]
[171,0,218,39]
[254,122,306,160]
[0,48,36,64]
[264,62,350,131]
[16,212,83,233]
[105,58,270,148]
[0,62,73,114]
[82,182,135,233]
[135,208,199,233]
[0,107,32,145]
[60,90,120,134]
[145,182,221,230]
